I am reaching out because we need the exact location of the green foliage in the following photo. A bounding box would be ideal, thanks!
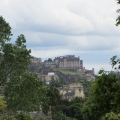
[0,115,16,120]
[42,87,62,114]
[53,111,77,120]
[111,55,120,69]
[0,16,48,115]
[0,96,7,112]
[42,86,85,120]
[101,112,120,120]
[4,72,47,112]
[49,79,62,87]
[62,97,84,120]
[15,113,33,120]
[82,70,120,120]
[0,16,31,87]
[116,0,120,26]
[47,58,52,62]
[0,16,12,43]
[78,77,93,97]
[49,76,67,87]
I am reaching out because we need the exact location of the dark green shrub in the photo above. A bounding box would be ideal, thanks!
[15,113,33,120]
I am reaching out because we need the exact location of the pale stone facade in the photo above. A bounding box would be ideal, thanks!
[31,57,42,64]
[59,83,85,100]
[54,55,83,69]
[45,72,58,83]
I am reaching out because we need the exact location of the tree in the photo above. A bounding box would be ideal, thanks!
[48,58,52,62]
[49,76,66,88]
[82,70,120,120]
[0,16,31,87]
[111,55,120,69]
[0,16,47,114]
[42,87,62,114]
[116,0,120,26]
[4,72,47,112]
[63,97,84,120]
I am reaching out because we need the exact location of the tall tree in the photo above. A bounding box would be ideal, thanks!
[0,16,31,87]
[42,87,62,113]
[4,72,47,112]
[82,70,120,120]
[63,97,84,120]
[0,16,47,114]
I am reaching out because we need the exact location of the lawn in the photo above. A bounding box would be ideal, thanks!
[53,68,79,75]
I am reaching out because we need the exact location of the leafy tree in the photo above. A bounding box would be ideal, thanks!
[42,87,62,114]
[63,97,84,120]
[0,16,31,87]
[111,55,120,69]
[0,16,48,114]
[49,79,62,87]
[4,72,47,112]
[49,76,67,88]
[82,70,120,120]
[48,58,52,62]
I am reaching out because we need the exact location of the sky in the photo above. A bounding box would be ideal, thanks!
[1,0,120,74]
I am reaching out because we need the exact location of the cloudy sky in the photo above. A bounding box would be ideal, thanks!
[1,0,120,74]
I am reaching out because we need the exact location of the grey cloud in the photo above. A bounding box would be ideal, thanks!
[1,0,120,37]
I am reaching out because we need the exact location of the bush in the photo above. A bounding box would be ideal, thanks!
[15,113,33,120]
[0,115,16,120]
[101,112,120,120]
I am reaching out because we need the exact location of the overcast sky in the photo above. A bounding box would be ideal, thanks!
[1,0,120,74]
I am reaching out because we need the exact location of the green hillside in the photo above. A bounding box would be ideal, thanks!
[53,68,79,75]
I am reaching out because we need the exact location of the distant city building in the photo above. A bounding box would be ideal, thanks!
[31,57,42,65]
[43,60,56,68]
[44,72,58,84]
[54,55,83,69]
[59,83,85,100]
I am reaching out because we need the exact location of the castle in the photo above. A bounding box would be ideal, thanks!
[43,55,94,76]
[43,55,83,69]
[30,55,95,80]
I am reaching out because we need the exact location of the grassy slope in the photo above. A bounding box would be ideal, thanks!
[53,68,79,75]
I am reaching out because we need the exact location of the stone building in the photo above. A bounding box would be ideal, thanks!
[30,55,95,79]
[42,72,58,84]
[54,55,83,69]
[59,83,85,100]
[31,57,42,65]
[43,60,56,68]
